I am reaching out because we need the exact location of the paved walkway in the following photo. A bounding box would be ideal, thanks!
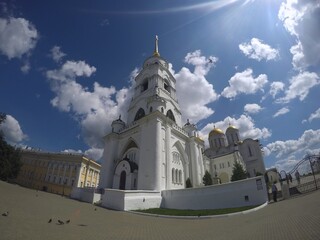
[1,181,319,240]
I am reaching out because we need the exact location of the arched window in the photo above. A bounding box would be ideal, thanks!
[149,107,153,113]
[134,108,145,121]
[164,81,170,93]
[175,169,178,184]
[248,146,253,157]
[141,79,148,92]
[161,107,164,113]
[166,110,176,122]
[172,168,175,183]
[179,170,182,184]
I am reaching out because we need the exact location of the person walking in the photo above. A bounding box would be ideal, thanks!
[272,182,278,202]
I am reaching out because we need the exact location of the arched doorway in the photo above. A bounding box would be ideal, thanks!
[119,171,126,190]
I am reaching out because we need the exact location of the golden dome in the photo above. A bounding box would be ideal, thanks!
[209,127,224,136]
[227,125,238,130]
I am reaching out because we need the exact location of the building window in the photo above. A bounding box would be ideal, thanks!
[228,162,230,167]
[175,169,178,184]
[141,80,148,92]
[134,108,145,121]
[172,168,175,183]
[150,107,153,113]
[164,82,170,92]
[166,110,176,122]
[71,179,75,186]
[248,146,253,157]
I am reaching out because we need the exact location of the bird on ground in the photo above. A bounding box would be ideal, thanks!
[66,219,70,224]
[58,220,64,225]
[2,211,9,217]
[48,218,52,223]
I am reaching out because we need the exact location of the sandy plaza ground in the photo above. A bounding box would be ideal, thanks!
[1,180,320,240]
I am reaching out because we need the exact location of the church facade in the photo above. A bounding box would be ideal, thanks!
[93,37,268,211]
[98,36,205,192]
[203,125,266,184]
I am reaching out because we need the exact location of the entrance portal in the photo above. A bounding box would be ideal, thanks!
[119,171,126,190]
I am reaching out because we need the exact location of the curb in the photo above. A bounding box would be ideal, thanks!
[127,201,269,219]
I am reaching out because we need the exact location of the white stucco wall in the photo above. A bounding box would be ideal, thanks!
[102,189,162,211]
[161,176,268,210]
[70,187,101,204]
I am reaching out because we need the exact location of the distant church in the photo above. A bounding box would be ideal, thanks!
[203,125,265,184]
[98,36,265,192]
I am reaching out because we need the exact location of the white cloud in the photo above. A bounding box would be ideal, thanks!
[273,107,290,118]
[290,42,307,70]
[0,17,38,59]
[20,61,30,74]
[265,129,320,170]
[239,38,279,61]
[276,71,319,103]
[47,60,97,82]
[305,108,320,123]
[244,103,263,114]
[46,60,134,152]
[100,19,110,26]
[62,147,103,161]
[278,0,320,69]
[199,114,271,146]
[84,148,104,161]
[63,149,82,154]
[0,115,27,144]
[174,50,219,123]
[269,81,285,98]
[221,68,268,99]
[50,46,66,63]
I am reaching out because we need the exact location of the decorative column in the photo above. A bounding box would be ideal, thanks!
[153,119,162,191]
[165,125,172,190]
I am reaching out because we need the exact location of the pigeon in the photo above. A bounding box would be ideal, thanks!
[58,220,64,225]
[48,218,52,223]
[2,211,9,217]
[66,219,70,224]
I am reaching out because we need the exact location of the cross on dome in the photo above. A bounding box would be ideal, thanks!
[153,35,160,57]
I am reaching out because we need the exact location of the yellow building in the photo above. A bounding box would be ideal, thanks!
[16,150,101,196]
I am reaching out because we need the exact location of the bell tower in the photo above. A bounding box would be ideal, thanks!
[127,36,182,126]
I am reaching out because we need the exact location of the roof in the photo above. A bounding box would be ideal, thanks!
[209,127,224,136]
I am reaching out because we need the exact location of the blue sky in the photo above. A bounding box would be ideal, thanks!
[0,0,319,171]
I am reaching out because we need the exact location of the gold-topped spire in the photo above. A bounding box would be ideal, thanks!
[153,35,160,57]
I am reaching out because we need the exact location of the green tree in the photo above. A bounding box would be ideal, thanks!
[202,170,213,186]
[231,161,247,182]
[0,113,22,181]
[186,178,192,188]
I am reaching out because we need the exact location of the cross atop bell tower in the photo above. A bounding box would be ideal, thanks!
[153,35,160,57]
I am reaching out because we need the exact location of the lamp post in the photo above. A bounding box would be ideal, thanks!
[308,155,318,190]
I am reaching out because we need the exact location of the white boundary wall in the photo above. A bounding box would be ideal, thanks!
[102,189,161,211]
[161,177,268,210]
[70,187,101,204]
[99,177,267,211]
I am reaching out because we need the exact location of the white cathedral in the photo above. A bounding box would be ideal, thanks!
[70,37,268,211]
[98,36,266,194]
